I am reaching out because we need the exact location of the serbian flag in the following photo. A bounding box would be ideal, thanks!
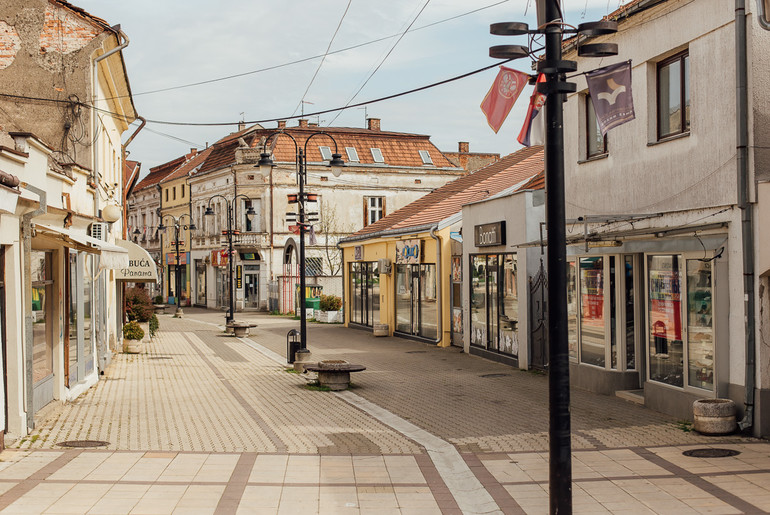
[480,66,529,133]
[517,74,546,147]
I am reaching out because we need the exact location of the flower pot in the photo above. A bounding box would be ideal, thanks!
[123,339,142,354]
[693,398,737,435]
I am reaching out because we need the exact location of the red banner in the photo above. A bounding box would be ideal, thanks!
[480,66,528,133]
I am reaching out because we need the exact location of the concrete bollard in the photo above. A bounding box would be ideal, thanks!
[693,398,737,435]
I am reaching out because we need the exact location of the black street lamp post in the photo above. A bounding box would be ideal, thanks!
[204,195,256,325]
[488,4,617,513]
[258,131,344,352]
[157,214,196,317]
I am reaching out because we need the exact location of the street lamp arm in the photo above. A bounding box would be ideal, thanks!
[303,131,341,155]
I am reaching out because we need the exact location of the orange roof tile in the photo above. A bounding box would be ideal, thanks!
[160,147,213,183]
[343,146,544,242]
[133,155,185,191]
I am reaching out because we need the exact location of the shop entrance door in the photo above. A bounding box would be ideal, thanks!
[244,265,259,308]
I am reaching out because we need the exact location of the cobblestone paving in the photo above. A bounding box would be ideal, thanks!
[4,310,768,515]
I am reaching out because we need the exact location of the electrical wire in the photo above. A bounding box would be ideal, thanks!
[291,0,352,118]
[98,0,510,103]
[328,0,432,126]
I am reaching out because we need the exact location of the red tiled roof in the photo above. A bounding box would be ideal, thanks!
[52,0,113,32]
[133,155,185,191]
[257,126,456,168]
[345,146,544,240]
[160,147,213,183]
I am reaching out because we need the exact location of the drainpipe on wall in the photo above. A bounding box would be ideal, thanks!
[429,226,443,345]
[735,0,756,432]
[21,183,46,432]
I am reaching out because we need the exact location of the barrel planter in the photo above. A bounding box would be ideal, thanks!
[693,398,737,435]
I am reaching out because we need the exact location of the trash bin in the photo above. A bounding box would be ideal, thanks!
[287,329,301,363]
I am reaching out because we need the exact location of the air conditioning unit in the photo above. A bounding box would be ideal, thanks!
[89,222,107,240]
[378,258,392,275]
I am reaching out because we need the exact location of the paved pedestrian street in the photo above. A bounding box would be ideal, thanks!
[1,309,768,514]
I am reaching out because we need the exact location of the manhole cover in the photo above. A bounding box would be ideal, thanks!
[57,440,110,448]
[682,448,740,458]
[406,351,427,354]
[480,373,509,378]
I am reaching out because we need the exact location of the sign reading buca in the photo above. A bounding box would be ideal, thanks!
[115,239,159,282]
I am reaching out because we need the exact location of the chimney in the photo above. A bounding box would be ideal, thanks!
[458,142,469,153]
[298,119,309,128]
[367,118,381,131]
[190,148,197,156]
[277,120,287,129]
[238,121,246,131]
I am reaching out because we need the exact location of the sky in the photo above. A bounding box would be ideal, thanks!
[74,0,619,177]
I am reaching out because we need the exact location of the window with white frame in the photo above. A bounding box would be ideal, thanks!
[319,146,332,161]
[365,196,384,226]
[657,50,690,139]
[371,148,384,163]
[345,147,359,162]
[585,94,607,158]
[418,150,433,165]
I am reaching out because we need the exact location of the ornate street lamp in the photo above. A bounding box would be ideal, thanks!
[203,195,256,325]
[257,131,344,354]
[157,213,196,317]
[489,5,617,513]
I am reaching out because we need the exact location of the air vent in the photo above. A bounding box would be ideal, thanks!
[89,222,107,241]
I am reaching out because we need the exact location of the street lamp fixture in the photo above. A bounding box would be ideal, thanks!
[203,194,256,326]
[157,213,196,318]
[489,6,616,513]
[256,130,345,354]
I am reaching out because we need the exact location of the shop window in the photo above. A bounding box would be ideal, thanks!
[586,94,607,158]
[657,51,690,139]
[624,256,637,370]
[686,259,714,390]
[580,257,606,367]
[395,263,435,338]
[567,261,578,360]
[83,253,93,372]
[648,255,684,387]
[349,262,379,327]
[31,250,53,384]
[470,253,519,357]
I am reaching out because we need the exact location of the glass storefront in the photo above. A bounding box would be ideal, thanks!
[196,260,206,306]
[349,262,380,327]
[470,253,519,358]
[567,254,638,372]
[647,254,714,392]
[31,250,53,384]
[395,263,436,339]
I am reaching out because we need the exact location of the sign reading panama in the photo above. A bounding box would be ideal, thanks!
[114,239,159,282]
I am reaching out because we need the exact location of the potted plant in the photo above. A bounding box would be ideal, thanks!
[315,294,343,323]
[153,294,166,314]
[123,321,144,353]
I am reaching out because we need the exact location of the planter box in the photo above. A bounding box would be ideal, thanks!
[315,310,342,323]
[123,339,142,354]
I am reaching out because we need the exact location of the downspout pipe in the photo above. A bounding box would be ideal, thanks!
[735,0,756,432]
[429,226,443,345]
[757,0,770,30]
[21,183,46,432]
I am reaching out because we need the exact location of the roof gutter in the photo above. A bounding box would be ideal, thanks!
[338,223,440,246]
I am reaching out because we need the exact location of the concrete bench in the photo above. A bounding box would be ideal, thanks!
[304,360,366,391]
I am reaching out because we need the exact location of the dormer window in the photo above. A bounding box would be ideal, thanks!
[371,148,384,163]
[319,146,333,160]
[419,150,433,165]
[346,147,359,162]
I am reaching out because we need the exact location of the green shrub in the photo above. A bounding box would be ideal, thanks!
[125,287,153,322]
[153,295,164,304]
[149,314,159,338]
[123,321,144,341]
[319,294,342,312]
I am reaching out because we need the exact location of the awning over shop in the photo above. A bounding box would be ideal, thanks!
[114,239,158,282]
[33,224,129,270]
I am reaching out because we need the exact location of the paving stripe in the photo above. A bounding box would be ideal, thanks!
[233,329,501,514]
[182,333,288,453]
[462,453,525,514]
[336,390,500,515]
[216,452,257,514]
[632,447,762,513]
[414,453,462,513]
[0,450,82,510]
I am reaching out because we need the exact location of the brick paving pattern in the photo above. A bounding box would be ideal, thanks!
[0,309,767,514]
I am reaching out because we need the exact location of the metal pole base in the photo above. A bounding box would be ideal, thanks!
[174,307,184,318]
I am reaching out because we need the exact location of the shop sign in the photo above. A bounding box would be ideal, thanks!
[474,221,505,247]
[236,265,242,288]
[354,245,363,261]
[167,252,189,265]
[396,240,421,264]
[114,239,158,282]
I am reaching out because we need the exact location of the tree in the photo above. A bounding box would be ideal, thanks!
[315,200,354,277]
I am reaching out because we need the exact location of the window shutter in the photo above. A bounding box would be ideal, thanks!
[382,197,386,219]
[363,197,368,226]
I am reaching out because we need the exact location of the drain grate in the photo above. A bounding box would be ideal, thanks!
[149,356,173,360]
[57,440,110,448]
[406,351,427,354]
[480,373,509,378]
[683,448,740,458]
